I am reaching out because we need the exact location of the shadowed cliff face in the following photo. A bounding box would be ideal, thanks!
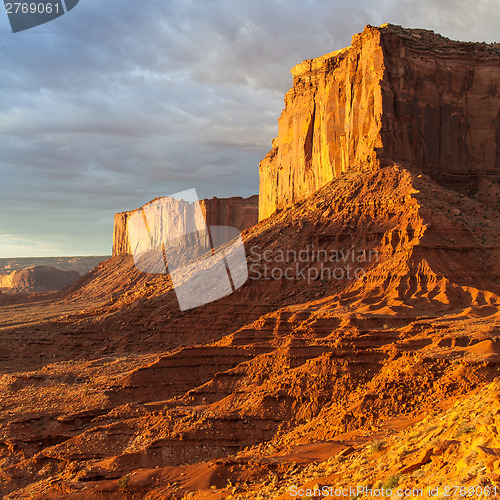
[259,23,500,220]
[380,25,500,192]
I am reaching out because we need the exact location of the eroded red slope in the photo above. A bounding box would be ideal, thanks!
[0,165,499,498]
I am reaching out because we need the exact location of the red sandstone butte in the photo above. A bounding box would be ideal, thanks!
[0,266,80,292]
[113,195,258,256]
[259,23,500,220]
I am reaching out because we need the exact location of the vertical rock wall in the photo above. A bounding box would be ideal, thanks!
[259,23,500,220]
[380,26,500,193]
[259,26,385,219]
[113,195,258,256]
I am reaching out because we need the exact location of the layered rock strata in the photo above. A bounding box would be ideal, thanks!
[0,266,80,292]
[259,23,500,219]
[113,195,258,256]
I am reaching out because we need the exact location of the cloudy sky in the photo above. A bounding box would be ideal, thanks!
[1,0,499,257]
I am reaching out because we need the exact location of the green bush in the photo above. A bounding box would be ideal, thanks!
[369,440,386,453]
[383,474,401,489]
[117,474,130,492]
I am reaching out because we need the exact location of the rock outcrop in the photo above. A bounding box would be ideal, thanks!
[113,195,258,256]
[0,266,80,292]
[0,256,108,276]
[259,23,500,219]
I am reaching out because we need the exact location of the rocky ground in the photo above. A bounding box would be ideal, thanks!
[0,165,499,498]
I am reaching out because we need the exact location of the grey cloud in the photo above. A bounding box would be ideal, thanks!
[1,0,500,256]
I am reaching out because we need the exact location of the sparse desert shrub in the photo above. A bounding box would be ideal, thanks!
[424,424,437,433]
[117,474,130,492]
[455,423,476,437]
[413,469,425,478]
[383,474,401,489]
[369,440,386,453]
[478,474,491,486]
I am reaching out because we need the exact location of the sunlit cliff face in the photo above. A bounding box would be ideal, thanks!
[259,24,500,220]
